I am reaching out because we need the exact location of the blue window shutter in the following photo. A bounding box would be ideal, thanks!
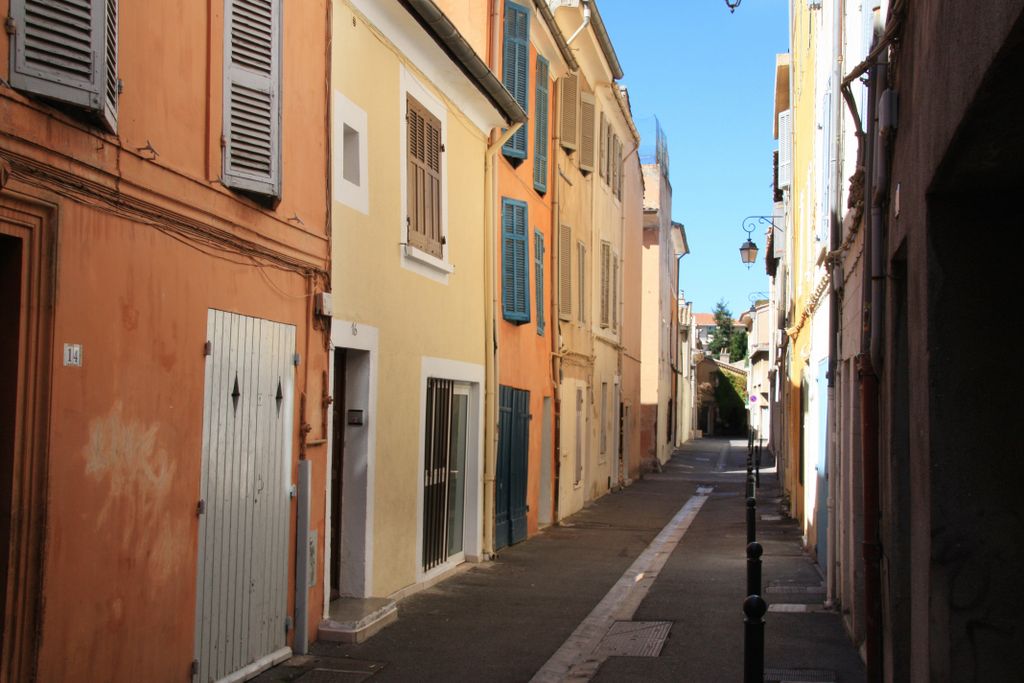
[502,1,530,159]
[501,199,530,323]
[535,230,545,335]
[533,57,549,192]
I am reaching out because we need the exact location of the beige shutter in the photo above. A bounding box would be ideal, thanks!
[577,241,586,323]
[600,241,610,327]
[599,112,607,180]
[579,92,595,174]
[612,255,619,331]
[407,96,443,258]
[559,224,572,321]
[559,73,579,152]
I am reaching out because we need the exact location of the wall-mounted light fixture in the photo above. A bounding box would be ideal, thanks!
[724,0,742,13]
[739,216,783,268]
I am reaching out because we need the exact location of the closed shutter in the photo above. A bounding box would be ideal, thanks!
[612,136,621,198]
[501,199,530,323]
[223,0,282,198]
[600,241,610,327]
[533,57,549,192]
[598,113,607,180]
[535,230,545,336]
[9,0,118,131]
[502,1,530,159]
[579,92,595,174]
[407,96,444,258]
[558,224,572,321]
[778,109,792,189]
[558,73,578,152]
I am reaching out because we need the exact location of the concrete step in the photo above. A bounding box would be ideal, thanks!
[317,597,397,644]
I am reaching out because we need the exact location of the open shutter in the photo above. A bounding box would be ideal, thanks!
[407,97,444,258]
[600,241,610,327]
[9,0,118,131]
[501,199,530,323]
[778,109,792,190]
[535,230,545,336]
[223,0,282,198]
[819,88,832,243]
[502,1,530,159]
[558,224,572,321]
[579,92,595,174]
[576,242,586,323]
[612,255,619,331]
[598,113,607,180]
[558,73,578,152]
[533,57,549,192]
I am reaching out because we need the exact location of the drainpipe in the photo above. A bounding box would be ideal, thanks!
[565,0,591,46]
[858,26,884,682]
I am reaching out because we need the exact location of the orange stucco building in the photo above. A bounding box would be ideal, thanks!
[0,1,330,680]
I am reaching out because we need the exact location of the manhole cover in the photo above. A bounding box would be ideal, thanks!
[594,621,672,657]
[764,668,836,682]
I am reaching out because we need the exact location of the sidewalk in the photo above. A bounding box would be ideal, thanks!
[254,438,864,682]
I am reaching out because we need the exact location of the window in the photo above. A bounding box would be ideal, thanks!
[8,0,119,132]
[600,241,611,327]
[778,109,793,190]
[576,241,586,324]
[533,57,550,192]
[501,199,530,323]
[579,93,595,174]
[223,0,282,200]
[559,225,572,321]
[407,95,444,259]
[502,1,530,159]
[342,125,360,185]
[535,230,545,336]
[333,90,369,214]
[559,73,579,152]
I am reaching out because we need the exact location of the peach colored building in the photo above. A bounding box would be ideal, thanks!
[0,1,330,680]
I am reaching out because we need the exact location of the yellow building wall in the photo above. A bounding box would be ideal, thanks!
[331,2,488,597]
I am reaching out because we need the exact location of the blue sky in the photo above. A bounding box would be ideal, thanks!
[598,0,788,318]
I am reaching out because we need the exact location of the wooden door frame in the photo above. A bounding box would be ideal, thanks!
[0,183,56,683]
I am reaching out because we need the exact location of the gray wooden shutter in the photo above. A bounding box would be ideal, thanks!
[559,73,578,152]
[778,109,793,189]
[559,224,572,321]
[9,0,118,131]
[579,92,595,174]
[407,97,444,258]
[223,0,282,198]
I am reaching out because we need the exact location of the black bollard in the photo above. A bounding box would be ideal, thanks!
[746,496,756,544]
[746,541,763,599]
[743,595,768,683]
[755,445,761,489]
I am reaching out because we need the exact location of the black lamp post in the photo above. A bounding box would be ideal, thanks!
[724,0,742,12]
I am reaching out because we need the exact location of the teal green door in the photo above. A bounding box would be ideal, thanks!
[496,386,529,550]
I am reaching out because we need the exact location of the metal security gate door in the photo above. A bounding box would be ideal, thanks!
[195,310,295,682]
[422,380,470,572]
[495,386,529,550]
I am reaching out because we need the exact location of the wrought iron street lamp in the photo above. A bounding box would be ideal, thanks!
[738,216,783,268]
[724,0,742,12]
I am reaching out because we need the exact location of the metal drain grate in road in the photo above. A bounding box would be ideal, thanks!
[766,582,825,594]
[594,621,672,657]
[764,668,836,682]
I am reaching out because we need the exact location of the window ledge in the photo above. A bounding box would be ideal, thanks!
[404,244,454,274]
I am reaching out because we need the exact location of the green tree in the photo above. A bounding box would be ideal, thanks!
[729,328,748,363]
[706,299,734,356]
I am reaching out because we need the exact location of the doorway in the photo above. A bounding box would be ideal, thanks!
[1,233,22,657]
[495,385,529,550]
[422,379,471,570]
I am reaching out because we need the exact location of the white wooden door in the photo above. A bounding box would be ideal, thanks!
[194,310,295,682]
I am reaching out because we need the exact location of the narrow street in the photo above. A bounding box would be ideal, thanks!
[255,438,863,682]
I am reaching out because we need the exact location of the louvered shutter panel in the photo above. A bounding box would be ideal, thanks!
[223,0,281,198]
[778,109,792,189]
[535,230,545,336]
[502,1,530,159]
[577,242,586,323]
[407,97,443,258]
[579,92,595,174]
[600,241,610,327]
[9,0,118,131]
[612,256,619,331]
[559,224,572,320]
[501,199,530,323]
[533,57,549,193]
[598,113,607,180]
[819,88,832,243]
[559,73,578,152]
